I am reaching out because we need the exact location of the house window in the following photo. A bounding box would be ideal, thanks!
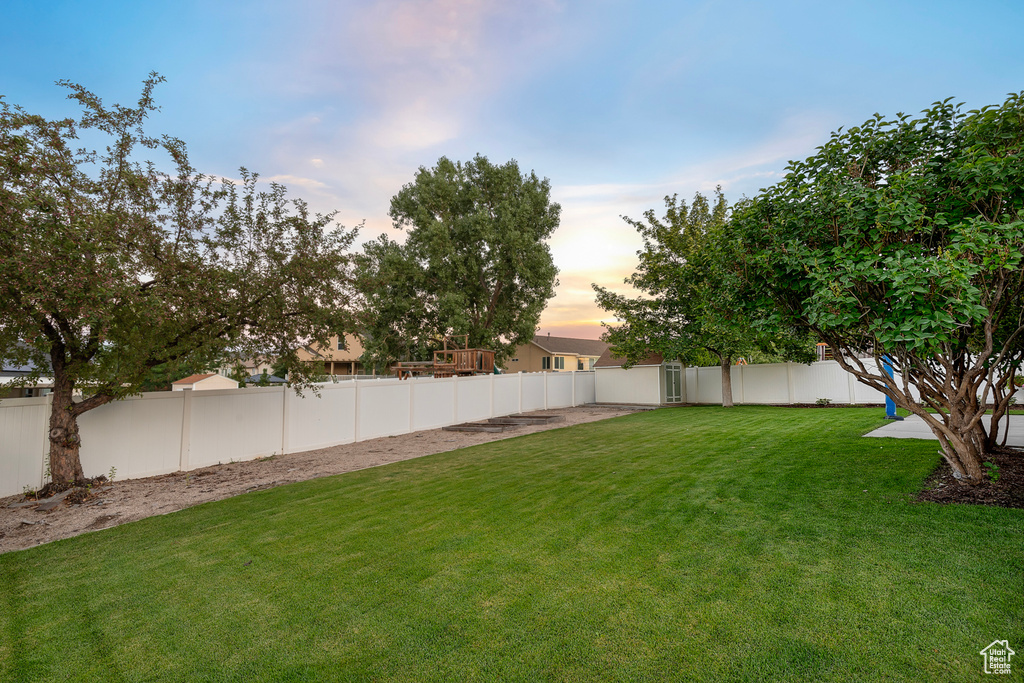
[577,359,584,370]
[554,357,564,370]
[337,337,347,351]
[542,357,551,370]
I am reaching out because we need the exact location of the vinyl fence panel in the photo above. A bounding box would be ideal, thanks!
[188,387,285,468]
[595,366,661,405]
[411,378,457,431]
[357,380,412,440]
[456,375,493,423]
[492,374,522,417]
[695,366,723,405]
[574,371,596,405]
[285,382,357,452]
[520,373,547,412]
[0,397,49,496]
[546,372,574,408]
[78,391,184,480]
[737,363,789,405]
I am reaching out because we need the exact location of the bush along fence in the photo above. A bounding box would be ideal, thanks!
[0,372,597,498]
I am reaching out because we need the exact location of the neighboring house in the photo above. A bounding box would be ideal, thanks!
[593,349,684,405]
[295,334,367,376]
[216,334,368,379]
[171,373,239,391]
[0,358,54,399]
[216,353,275,379]
[503,334,609,373]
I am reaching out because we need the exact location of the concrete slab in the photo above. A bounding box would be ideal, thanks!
[865,414,1024,447]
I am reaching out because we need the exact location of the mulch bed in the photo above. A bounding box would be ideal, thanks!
[917,447,1024,509]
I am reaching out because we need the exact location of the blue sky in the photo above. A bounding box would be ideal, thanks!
[3,0,1022,338]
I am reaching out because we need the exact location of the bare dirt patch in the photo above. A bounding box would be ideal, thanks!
[916,447,1024,509]
[0,406,635,554]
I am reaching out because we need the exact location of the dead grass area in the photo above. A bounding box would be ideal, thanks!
[0,406,635,554]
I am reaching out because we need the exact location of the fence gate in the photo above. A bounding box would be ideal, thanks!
[665,364,682,403]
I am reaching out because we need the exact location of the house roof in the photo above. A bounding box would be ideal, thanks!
[172,373,217,385]
[531,335,609,357]
[2,348,51,375]
[246,373,287,384]
[593,348,665,368]
[1,362,35,374]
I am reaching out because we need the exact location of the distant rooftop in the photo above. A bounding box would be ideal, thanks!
[531,335,609,357]
[594,349,665,368]
[246,373,287,384]
[172,373,217,385]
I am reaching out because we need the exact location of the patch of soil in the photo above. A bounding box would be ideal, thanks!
[0,406,633,555]
[31,475,108,501]
[917,448,1024,509]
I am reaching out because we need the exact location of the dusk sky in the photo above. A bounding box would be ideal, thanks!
[4,0,1022,339]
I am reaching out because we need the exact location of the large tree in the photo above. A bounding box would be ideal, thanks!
[356,155,560,367]
[732,92,1024,485]
[594,190,813,406]
[0,75,357,486]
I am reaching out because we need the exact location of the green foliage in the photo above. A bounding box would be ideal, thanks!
[355,155,560,367]
[227,363,250,387]
[0,74,357,479]
[593,189,814,381]
[138,346,228,392]
[270,359,290,381]
[732,92,1024,482]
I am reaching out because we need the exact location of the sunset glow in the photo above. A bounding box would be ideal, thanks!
[4,0,1021,343]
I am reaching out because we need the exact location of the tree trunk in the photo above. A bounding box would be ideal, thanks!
[47,374,85,486]
[720,355,734,408]
[934,405,987,485]
[831,351,992,486]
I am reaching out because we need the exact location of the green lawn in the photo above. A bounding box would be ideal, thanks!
[2,407,1021,682]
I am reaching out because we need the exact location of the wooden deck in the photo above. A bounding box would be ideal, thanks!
[391,336,495,380]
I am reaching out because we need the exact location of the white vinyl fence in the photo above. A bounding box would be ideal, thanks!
[0,371,596,498]
[685,359,1016,406]
[684,360,892,406]
[598,359,1024,407]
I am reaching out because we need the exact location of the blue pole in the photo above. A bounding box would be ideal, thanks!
[882,356,902,420]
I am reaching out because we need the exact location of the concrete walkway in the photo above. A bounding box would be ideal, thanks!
[865,414,1024,447]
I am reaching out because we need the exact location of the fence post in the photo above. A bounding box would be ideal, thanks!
[280,385,289,455]
[408,377,416,433]
[178,388,192,472]
[847,371,857,405]
[452,375,459,424]
[571,371,577,406]
[489,374,495,417]
[544,372,549,410]
[517,372,523,415]
[786,362,796,405]
[737,364,745,405]
[354,379,361,442]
